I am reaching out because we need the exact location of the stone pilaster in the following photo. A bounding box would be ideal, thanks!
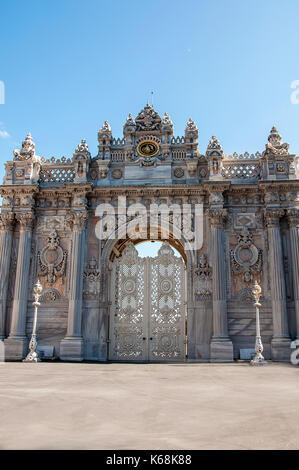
[208,208,233,361]
[4,212,34,359]
[0,213,15,340]
[287,209,299,339]
[265,208,291,360]
[60,210,88,361]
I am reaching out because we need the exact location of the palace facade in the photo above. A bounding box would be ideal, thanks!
[0,104,298,362]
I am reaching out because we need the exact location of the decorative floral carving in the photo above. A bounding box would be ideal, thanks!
[206,136,224,157]
[89,168,98,180]
[236,288,255,302]
[161,112,173,131]
[195,288,212,301]
[123,113,136,132]
[264,191,280,203]
[287,208,299,227]
[194,253,212,301]
[16,212,35,229]
[15,169,24,177]
[37,230,67,285]
[13,133,36,161]
[185,118,198,137]
[0,212,14,230]
[263,126,290,156]
[208,208,227,225]
[206,136,225,177]
[230,228,262,284]
[73,139,91,160]
[209,191,224,204]
[40,288,61,302]
[194,253,212,280]
[98,120,112,142]
[264,208,285,227]
[135,103,162,131]
[83,257,100,298]
[66,210,88,230]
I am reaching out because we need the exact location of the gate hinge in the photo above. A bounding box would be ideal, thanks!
[106,339,111,343]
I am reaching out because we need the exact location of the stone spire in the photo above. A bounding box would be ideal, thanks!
[123,113,136,132]
[98,120,112,142]
[13,133,36,161]
[161,112,173,135]
[264,126,290,156]
[73,139,91,182]
[184,118,198,140]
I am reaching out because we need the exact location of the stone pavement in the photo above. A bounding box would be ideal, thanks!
[0,362,298,450]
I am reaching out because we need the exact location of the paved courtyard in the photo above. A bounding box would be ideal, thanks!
[0,362,299,450]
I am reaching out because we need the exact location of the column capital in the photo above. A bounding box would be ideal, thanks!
[16,211,35,230]
[0,212,15,231]
[264,208,285,227]
[286,208,299,227]
[67,210,88,231]
[208,208,227,226]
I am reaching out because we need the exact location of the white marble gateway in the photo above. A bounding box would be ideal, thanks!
[0,104,298,363]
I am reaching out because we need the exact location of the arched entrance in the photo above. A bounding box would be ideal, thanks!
[108,241,187,362]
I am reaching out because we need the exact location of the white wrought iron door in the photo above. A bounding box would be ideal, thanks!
[109,242,186,362]
[148,243,186,361]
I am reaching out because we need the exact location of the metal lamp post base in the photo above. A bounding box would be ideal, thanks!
[23,334,41,362]
[23,351,41,363]
[250,355,267,366]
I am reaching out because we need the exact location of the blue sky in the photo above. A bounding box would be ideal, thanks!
[1,0,299,183]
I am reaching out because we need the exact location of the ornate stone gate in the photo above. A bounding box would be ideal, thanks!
[1,103,299,362]
[109,243,186,362]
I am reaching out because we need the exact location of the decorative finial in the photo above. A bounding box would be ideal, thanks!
[73,138,91,160]
[264,126,289,156]
[13,132,36,161]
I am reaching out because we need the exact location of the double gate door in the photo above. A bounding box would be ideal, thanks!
[109,242,186,362]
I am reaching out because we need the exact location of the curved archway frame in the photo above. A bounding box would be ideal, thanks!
[99,222,197,362]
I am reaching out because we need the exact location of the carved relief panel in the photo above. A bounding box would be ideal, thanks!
[194,253,212,301]
[230,228,263,301]
[37,230,67,296]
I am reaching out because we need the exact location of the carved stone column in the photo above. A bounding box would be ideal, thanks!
[265,208,291,360]
[208,209,233,361]
[4,212,34,359]
[60,210,88,361]
[0,213,15,340]
[287,208,299,339]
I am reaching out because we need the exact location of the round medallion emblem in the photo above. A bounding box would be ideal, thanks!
[174,167,184,178]
[160,279,173,294]
[137,140,159,158]
[234,245,258,267]
[160,335,173,350]
[112,168,122,179]
[123,279,136,294]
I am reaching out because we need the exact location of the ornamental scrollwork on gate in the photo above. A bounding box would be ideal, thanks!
[230,228,262,284]
[37,230,67,285]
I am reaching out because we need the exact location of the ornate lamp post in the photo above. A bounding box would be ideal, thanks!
[250,280,267,366]
[23,280,43,363]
